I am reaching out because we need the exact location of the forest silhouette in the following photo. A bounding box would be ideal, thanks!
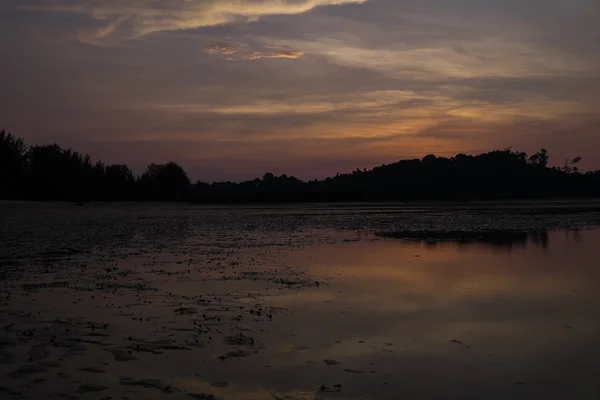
[1,130,599,203]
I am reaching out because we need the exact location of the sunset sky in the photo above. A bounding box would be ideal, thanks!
[2,0,599,181]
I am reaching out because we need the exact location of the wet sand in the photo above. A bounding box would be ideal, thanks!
[1,203,600,399]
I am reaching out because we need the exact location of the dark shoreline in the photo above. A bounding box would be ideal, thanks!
[4,198,600,210]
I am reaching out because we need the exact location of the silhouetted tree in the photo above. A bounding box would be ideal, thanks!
[0,130,27,198]
[140,162,191,201]
[104,164,135,200]
[529,148,549,167]
[562,157,583,173]
[1,131,599,203]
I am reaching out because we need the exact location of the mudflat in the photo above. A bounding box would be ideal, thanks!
[2,202,600,399]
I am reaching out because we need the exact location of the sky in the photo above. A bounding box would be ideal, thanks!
[2,0,599,181]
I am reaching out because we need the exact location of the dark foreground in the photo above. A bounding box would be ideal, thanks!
[1,202,600,399]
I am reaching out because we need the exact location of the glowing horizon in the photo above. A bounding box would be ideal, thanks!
[2,0,599,181]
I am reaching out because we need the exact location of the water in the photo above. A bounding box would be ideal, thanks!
[1,202,600,399]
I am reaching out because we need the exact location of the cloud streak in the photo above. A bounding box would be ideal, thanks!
[203,39,239,55]
[244,45,305,60]
[203,40,304,60]
[22,0,367,40]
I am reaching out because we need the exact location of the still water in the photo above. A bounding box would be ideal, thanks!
[1,203,600,399]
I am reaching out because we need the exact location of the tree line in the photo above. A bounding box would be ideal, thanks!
[1,130,599,203]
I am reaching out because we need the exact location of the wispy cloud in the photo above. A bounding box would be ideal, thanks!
[244,45,305,60]
[275,37,595,81]
[204,40,304,60]
[203,39,240,55]
[22,0,367,41]
[75,16,128,46]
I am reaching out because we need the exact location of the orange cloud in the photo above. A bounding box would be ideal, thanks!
[23,0,368,40]
[204,41,304,61]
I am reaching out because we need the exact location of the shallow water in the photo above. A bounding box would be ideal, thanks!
[1,202,600,399]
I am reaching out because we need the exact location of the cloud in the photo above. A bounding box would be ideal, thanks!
[203,40,239,55]
[22,0,367,40]
[75,16,128,46]
[274,37,596,82]
[244,45,305,60]
[204,40,304,60]
[5,0,600,179]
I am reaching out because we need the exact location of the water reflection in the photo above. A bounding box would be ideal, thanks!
[2,213,599,400]
[260,228,600,399]
[376,229,564,249]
